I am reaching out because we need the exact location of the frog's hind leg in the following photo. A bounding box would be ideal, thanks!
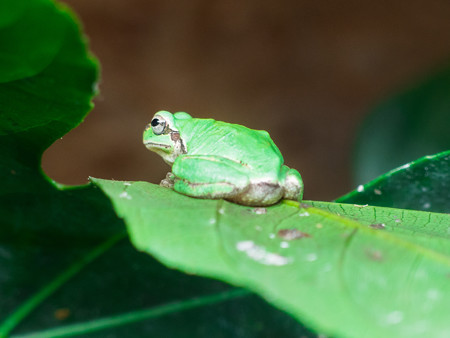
[172,155,249,200]
[280,165,304,202]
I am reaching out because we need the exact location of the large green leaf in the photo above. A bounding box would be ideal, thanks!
[354,65,450,184]
[0,1,312,337]
[92,179,450,338]
[338,151,450,213]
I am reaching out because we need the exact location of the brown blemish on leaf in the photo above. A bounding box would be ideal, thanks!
[365,249,383,261]
[54,308,71,320]
[370,223,386,230]
[252,207,267,215]
[278,228,311,240]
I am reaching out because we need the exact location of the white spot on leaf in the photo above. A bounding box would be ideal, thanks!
[357,185,364,192]
[426,289,440,300]
[119,191,131,200]
[236,241,291,266]
[280,241,289,248]
[384,311,404,325]
[252,207,267,214]
[305,253,318,262]
[236,241,254,251]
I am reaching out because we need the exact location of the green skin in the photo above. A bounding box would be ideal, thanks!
[143,111,303,206]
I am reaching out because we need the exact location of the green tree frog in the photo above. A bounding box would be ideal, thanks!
[143,111,303,206]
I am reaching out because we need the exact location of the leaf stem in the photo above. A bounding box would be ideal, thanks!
[0,232,127,338]
[11,288,250,338]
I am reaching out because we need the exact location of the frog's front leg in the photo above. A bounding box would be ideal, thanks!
[171,155,249,200]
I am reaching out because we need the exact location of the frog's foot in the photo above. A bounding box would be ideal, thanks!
[160,172,175,189]
[280,165,304,202]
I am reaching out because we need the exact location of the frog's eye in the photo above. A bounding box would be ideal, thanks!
[151,117,166,135]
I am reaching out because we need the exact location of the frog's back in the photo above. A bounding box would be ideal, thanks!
[180,118,283,176]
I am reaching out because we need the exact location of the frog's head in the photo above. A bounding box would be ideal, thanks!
[143,111,192,165]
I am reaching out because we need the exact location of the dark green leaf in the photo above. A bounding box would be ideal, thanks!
[10,240,309,338]
[354,65,450,183]
[0,0,66,83]
[338,151,450,213]
[92,179,450,338]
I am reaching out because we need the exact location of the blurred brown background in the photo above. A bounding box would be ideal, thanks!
[42,0,450,201]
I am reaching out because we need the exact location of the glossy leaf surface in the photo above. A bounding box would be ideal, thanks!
[92,179,450,338]
[338,151,450,213]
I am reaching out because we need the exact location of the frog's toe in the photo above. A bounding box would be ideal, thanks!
[282,168,304,202]
[160,172,175,189]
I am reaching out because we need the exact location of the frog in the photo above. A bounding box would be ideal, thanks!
[143,110,303,206]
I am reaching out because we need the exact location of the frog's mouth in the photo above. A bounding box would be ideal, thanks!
[144,141,171,151]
